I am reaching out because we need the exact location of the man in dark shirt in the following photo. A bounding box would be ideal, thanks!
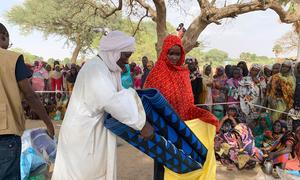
[0,23,54,179]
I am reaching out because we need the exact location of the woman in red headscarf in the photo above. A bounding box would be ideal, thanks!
[144,35,218,180]
[144,35,218,126]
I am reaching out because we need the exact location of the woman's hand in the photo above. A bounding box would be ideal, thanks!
[140,121,154,140]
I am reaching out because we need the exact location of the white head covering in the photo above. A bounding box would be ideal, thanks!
[281,59,294,76]
[98,31,135,91]
[98,31,135,72]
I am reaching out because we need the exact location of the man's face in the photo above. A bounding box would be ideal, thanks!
[117,52,132,70]
[0,32,9,49]
[142,57,148,67]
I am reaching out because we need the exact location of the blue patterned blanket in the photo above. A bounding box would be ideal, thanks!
[104,89,207,174]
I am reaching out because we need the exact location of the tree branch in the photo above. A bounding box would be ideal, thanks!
[209,0,300,24]
[197,0,210,9]
[134,0,157,21]
[132,9,149,37]
[87,0,122,18]
[269,1,300,23]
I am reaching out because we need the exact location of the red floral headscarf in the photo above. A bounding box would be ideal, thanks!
[144,35,218,127]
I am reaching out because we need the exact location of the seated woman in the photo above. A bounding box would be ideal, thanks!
[262,120,296,169]
[252,112,273,148]
[215,107,262,170]
[144,35,218,180]
[284,127,300,176]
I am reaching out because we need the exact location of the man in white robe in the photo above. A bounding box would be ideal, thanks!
[52,31,153,180]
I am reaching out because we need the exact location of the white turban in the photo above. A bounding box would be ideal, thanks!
[98,31,135,72]
[98,31,135,91]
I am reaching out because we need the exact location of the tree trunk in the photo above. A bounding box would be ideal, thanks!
[182,16,208,53]
[297,34,300,62]
[153,0,168,57]
[70,43,82,64]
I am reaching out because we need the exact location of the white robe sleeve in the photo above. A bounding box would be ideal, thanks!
[82,65,146,131]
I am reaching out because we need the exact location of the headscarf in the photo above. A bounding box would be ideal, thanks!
[264,64,272,71]
[215,66,225,77]
[295,126,300,161]
[144,35,218,127]
[273,120,288,134]
[281,60,294,77]
[185,58,201,81]
[121,64,133,89]
[237,61,249,77]
[249,63,263,79]
[263,65,272,78]
[230,66,242,82]
[294,62,300,77]
[202,64,213,79]
[98,31,135,91]
[133,66,142,75]
[202,64,213,92]
[33,61,43,73]
[225,65,233,79]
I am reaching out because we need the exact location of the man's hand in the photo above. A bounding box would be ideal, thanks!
[140,121,154,140]
[18,79,55,137]
[45,120,55,138]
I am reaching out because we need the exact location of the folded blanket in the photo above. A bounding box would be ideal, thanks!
[104,89,208,174]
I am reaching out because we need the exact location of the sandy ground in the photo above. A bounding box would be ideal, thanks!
[25,120,299,180]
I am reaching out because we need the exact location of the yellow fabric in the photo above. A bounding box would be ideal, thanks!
[164,119,217,180]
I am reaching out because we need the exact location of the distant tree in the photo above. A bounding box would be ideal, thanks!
[272,44,284,57]
[203,49,228,65]
[63,57,71,65]
[10,48,42,64]
[6,0,120,63]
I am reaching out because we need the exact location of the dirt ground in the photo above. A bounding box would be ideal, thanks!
[25,120,298,180]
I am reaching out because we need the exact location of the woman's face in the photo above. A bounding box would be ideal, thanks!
[250,68,259,77]
[297,63,300,75]
[55,66,61,72]
[71,67,77,75]
[281,64,291,75]
[296,131,300,141]
[228,109,237,117]
[232,69,240,79]
[273,122,282,133]
[217,68,224,76]
[167,45,181,65]
[205,66,211,76]
[264,68,272,77]
[46,65,51,72]
[147,62,154,70]
[272,64,281,75]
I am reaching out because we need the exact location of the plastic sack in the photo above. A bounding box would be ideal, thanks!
[30,128,57,163]
[20,147,46,180]
[287,170,300,177]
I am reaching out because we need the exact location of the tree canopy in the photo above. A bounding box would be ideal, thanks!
[6,0,121,63]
